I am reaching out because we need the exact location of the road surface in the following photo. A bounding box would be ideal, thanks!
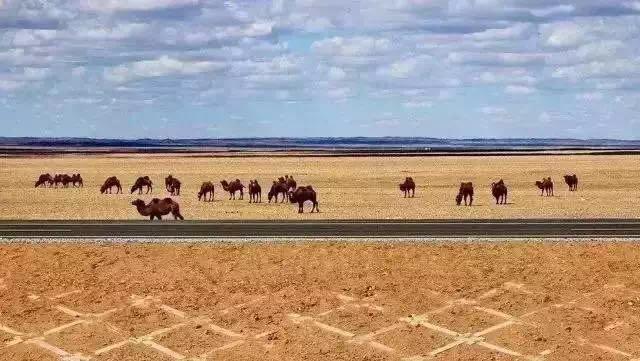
[1,219,640,239]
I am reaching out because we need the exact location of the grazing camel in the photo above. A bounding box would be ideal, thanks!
[535,177,554,196]
[198,182,215,202]
[165,175,181,196]
[491,179,508,205]
[248,180,262,203]
[268,180,288,203]
[456,182,474,206]
[71,174,83,188]
[131,198,184,220]
[53,174,72,188]
[131,176,153,194]
[564,174,578,191]
[399,177,416,198]
[220,179,244,200]
[288,186,320,213]
[101,176,122,194]
[35,173,54,188]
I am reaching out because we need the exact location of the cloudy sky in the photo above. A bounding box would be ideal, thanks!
[1,0,640,139]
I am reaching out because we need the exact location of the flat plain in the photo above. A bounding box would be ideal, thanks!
[1,241,639,360]
[1,154,639,219]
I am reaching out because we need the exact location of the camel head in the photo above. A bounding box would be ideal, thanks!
[455,193,463,206]
[131,199,146,207]
[100,184,107,194]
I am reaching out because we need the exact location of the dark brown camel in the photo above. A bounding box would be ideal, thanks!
[268,180,288,203]
[456,182,474,206]
[165,175,181,196]
[248,180,262,203]
[399,177,416,198]
[564,174,578,191]
[284,175,297,192]
[220,179,244,200]
[491,179,508,205]
[535,177,554,196]
[71,174,83,188]
[198,182,215,202]
[35,173,54,188]
[53,174,72,188]
[288,186,320,213]
[131,198,184,220]
[131,176,153,194]
[100,176,122,194]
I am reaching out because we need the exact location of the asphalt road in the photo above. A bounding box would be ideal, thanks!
[1,219,640,239]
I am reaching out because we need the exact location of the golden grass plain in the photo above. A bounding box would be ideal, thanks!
[1,154,639,220]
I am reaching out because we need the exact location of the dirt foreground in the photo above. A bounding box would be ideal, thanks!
[1,240,640,360]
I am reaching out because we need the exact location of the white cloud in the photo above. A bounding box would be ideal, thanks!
[0,79,25,91]
[104,55,224,83]
[84,0,199,12]
[480,106,507,115]
[543,22,586,48]
[505,85,536,95]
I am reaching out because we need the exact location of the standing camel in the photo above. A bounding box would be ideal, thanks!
[564,174,578,191]
[165,175,181,196]
[35,173,54,188]
[535,177,554,196]
[399,177,416,198]
[131,176,153,194]
[288,186,320,213]
[131,198,184,220]
[71,174,83,188]
[491,179,508,205]
[220,179,244,200]
[198,182,215,202]
[268,180,288,203]
[456,182,474,206]
[101,176,122,194]
[249,180,262,203]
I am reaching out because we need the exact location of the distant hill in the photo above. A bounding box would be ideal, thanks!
[1,137,639,151]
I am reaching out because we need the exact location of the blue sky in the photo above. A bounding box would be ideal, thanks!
[1,0,639,139]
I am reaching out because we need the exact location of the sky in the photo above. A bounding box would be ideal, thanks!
[1,0,640,139]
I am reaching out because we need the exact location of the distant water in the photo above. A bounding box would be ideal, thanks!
[1,137,639,151]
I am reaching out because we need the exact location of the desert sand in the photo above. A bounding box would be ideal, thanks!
[1,154,639,219]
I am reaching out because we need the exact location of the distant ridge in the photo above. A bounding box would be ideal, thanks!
[1,137,639,150]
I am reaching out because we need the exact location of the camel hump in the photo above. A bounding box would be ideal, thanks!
[163,197,174,203]
[151,198,161,203]
[306,185,314,191]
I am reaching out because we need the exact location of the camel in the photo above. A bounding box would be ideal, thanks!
[564,174,578,191]
[456,182,474,206]
[71,174,83,188]
[53,174,72,188]
[220,179,244,200]
[288,186,319,213]
[198,182,215,202]
[248,180,262,203]
[535,177,554,196]
[131,198,184,220]
[131,176,153,194]
[100,176,122,194]
[491,179,508,205]
[399,177,416,198]
[284,175,297,192]
[35,173,54,188]
[268,180,289,203]
[165,175,181,196]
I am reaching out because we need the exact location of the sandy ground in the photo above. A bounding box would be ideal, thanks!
[1,240,640,360]
[1,154,640,220]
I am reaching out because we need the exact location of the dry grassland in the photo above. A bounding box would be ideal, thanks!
[1,154,639,219]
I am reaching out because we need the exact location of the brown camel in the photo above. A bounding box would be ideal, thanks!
[131,198,184,220]
[456,182,474,206]
[131,176,153,194]
[564,174,578,191]
[53,174,72,188]
[288,186,320,213]
[284,175,297,192]
[100,176,122,194]
[220,179,244,200]
[71,174,83,188]
[535,177,554,196]
[165,175,181,196]
[248,180,262,203]
[491,179,508,205]
[198,182,215,202]
[35,173,54,188]
[268,180,288,203]
[399,177,416,198]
